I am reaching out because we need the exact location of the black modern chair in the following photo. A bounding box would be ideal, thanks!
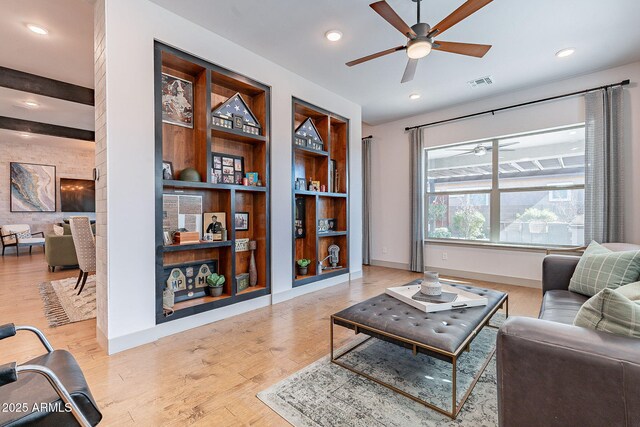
[0,323,102,426]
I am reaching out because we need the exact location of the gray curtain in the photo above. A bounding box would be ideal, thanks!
[584,86,624,243]
[362,137,372,265]
[409,128,425,272]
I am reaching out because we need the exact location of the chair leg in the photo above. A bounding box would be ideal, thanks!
[29,246,32,254]
[75,270,84,289]
[77,272,89,296]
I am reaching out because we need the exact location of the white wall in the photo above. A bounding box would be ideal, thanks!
[0,136,95,242]
[364,61,640,284]
[100,0,361,353]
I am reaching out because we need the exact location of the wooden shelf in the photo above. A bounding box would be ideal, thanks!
[163,241,232,253]
[172,294,232,311]
[156,42,271,324]
[236,284,267,296]
[318,231,347,237]
[211,125,266,143]
[292,98,349,288]
[294,145,329,157]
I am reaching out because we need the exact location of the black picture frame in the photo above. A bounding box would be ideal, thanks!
[318,218,337,233]
[235,212,249,231]
[162,160,174,180]
[212,152,244,185]
[161,73,194,128]
[295,197,305,238]
[10,162,56,212]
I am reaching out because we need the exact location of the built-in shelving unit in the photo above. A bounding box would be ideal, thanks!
[155,42,270,323]
[291,98,349,287]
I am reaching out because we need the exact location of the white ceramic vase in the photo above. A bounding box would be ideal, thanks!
[421,271,442,296]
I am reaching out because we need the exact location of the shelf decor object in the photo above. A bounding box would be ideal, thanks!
[212,92,261,136]
[155,42,271,323]
[291,98,349,287]
[294,117,324,151]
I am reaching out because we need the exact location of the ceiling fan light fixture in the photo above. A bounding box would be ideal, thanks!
[407,39,432,59]
[26,24,48,35]
[325,30,343,42]
[409,93,421,100]
[555,48,575,58]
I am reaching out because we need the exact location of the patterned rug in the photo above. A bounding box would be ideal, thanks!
[39,275,96,327]
[258,316,503,426]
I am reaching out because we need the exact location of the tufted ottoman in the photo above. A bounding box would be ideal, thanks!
[330,280,507,419]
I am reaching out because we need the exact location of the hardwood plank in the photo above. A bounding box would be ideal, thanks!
[0,253,542,425]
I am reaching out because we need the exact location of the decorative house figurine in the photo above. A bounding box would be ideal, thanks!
[212,92,261,136]
[294,118,324,151]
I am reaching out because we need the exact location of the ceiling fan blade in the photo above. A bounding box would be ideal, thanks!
[401,58,418,83]
[433,41,492,58]
[370,1,417,38]
[428,0,492,37]
[346,46,406,67]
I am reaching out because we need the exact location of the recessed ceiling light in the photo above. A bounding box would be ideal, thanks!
[19,133,31,138]
[325,30,342,42]
[23,100,39,108]
[409,93,421,100]
[26,24,48,35]
[555,48,575,58]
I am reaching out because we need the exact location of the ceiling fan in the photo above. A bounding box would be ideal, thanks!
[346,0,493,83]
[448,141,519,156]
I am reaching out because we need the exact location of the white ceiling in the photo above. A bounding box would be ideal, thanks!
[150,0,640,125]
[0,0,94,133]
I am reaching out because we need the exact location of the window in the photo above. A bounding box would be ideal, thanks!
[426,126,585,246]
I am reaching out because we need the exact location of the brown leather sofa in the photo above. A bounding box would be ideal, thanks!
[497,244,640,427]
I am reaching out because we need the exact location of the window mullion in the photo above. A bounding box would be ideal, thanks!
[490,139,500,242]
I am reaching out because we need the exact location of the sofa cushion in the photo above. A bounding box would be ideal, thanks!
[574,282,640,338]
[569,241,640,297]
[539,290,589,325]
[53,225,64,236]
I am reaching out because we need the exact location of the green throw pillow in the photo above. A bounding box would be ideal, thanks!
[574,282,640,338]
[568,241,640,297]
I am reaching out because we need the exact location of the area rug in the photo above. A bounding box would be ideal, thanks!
[258,316,503,427]
[39,275,96,327]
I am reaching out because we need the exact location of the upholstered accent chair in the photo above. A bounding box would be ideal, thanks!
[0,224,45,256]
[69,217,96,296]
[0,323,102,426]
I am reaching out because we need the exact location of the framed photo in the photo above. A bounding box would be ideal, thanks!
[212,152,244,185]
[161,73,193,128]
[235,212,249,231]
[295,197,305,239]
[235,238,249,252]
[295,178,306,191]
[162,160,174,180]
[245,172,258,185]
[10,162,56,212]
[203,212,226,240]
[163,231,173,245]
[318,218,337,233]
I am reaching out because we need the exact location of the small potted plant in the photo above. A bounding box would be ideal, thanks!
[296,258,311,276]
[206,273,225,297]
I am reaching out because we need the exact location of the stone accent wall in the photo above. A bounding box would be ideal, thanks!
[0,138,95,238]
[94,0,108,343]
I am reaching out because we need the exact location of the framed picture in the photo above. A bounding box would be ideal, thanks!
[235,212,249,231]
[161,73,193,128]
[212,152,244,185]
[295,197,305,239]
[245,172,258,185]
[318,218,337,233]
[10,162,56,212]
[163,231,173,245]
[162,160,174,180]
[235,238,249,252]
[295,178,306,191]
[203,212,226,241]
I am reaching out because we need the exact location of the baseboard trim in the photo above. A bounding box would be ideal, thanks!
[105,295,271,354]
[369,259,410,270]
[272,274,350,305]
[349,270,363,280]
[426,266,541,289]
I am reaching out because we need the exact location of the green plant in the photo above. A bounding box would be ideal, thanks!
[296,258,311,268]
[206,273,225,287]
[452,207,486,239]
[430,227,452,239]
[517,208,558,223]
[428,203,447,223]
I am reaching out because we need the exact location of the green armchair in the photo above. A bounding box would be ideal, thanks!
[45,234,78,272]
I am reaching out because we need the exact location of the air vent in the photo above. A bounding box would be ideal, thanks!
[468,76,494,88]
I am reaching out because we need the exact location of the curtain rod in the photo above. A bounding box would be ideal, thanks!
[362,135,373,139]
[404,79,630,132]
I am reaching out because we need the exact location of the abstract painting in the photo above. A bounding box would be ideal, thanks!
[10,162,56,212]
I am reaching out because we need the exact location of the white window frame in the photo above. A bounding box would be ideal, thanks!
[425,125,585,248]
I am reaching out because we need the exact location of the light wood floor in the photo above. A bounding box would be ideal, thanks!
[0,252,541,426]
